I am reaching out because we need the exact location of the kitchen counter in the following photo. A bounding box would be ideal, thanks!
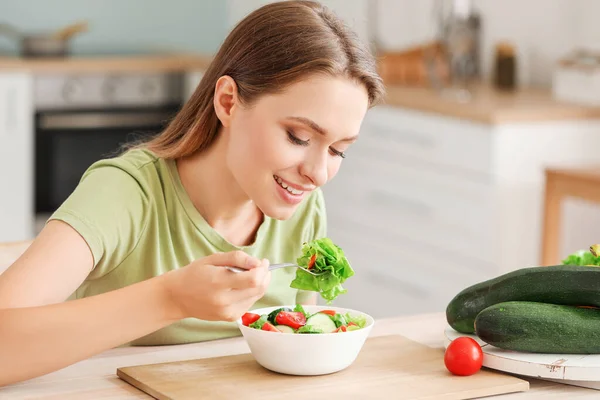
[0,310,596,398]
[0,53,212,73]
[383,83,600,124]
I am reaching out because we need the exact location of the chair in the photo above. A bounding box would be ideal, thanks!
[541,167,600,265]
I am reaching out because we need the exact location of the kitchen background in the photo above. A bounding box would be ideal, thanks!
[2,0,600,319]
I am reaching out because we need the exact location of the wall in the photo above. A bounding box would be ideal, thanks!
[227,0,599,88]
[2,0,594,88]
[377,0,599,88]
[0,0,227,55]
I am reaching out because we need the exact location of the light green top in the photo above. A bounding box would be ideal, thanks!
[49,148,326,346]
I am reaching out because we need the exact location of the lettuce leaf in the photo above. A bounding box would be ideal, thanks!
[562,248,600,266]
[344,313,367,328]
[290,237,354,303]
[249,315,268,329]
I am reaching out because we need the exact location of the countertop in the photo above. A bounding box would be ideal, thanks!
[0,53,212,73]
[0,312,597,399]
[0,241,598,398]
[383,84,600,124]
[0,53,598,124]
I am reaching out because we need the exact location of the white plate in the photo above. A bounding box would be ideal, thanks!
[445,326,600,390]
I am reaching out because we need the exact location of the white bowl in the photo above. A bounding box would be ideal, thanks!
[237,304,374,376]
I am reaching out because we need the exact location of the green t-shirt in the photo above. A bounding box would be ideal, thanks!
[49,148,326,346]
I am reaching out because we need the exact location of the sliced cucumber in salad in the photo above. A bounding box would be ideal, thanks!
[275,325,295,333]
[241,305,367,334]
[304,312,337,333]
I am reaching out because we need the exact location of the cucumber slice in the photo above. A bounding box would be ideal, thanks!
[275,325,295,334]
[305,312,337,333]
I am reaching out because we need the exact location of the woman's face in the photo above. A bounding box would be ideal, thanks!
[217,74,369,220]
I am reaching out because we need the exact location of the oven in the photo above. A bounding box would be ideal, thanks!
[33,72,183,225]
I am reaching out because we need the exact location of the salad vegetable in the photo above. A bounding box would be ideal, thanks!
[562,244,600,266]
[241,304,367,334]
[289,237,354,303]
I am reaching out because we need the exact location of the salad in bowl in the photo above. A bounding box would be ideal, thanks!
[241,303,367,333]
[235,237,373,375]
[237,305,374,375]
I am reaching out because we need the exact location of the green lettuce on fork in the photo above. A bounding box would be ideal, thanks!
[290,237,354,303]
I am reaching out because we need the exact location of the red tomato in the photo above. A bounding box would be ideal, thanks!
[444,337,483,376]
[334,325,347,333]
[241,312,260,326]
[275,311,307,329]
[320,310,337,316]
[308,254,317,269]
[261,322,279,332]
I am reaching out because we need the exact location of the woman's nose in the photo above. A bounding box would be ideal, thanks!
[300,151,328,187]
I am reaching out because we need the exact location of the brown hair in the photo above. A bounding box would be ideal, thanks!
[142,0,385,159]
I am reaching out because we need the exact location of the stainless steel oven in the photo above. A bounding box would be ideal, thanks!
[33,72,183,224]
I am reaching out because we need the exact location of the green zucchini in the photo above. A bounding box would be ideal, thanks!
[475,301,600,354]
[446,265,600,333]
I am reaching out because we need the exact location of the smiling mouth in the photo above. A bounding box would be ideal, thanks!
[273,175,304,195]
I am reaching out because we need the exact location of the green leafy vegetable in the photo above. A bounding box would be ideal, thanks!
[331,313,347,328]
[562,246,600,266]
[293,304,309,319]
[290,237,354,303]
[249,315,268,329]
[344,313,367,328]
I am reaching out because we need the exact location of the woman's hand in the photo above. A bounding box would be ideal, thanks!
[163,251,271,322]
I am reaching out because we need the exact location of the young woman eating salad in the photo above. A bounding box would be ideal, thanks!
[0,0,384,386]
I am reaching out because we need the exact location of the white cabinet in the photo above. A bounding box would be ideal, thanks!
[0,72,34,243]
[183,70,205,101]
[323,105,600,318]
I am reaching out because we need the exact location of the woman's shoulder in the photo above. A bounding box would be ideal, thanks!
[87,148,160,175]
[78,148,168,191]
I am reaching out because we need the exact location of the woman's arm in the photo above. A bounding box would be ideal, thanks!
[0,220,270,387]
[0,220,181,386]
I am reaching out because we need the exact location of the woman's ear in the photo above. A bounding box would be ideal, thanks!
[213,76,238,128]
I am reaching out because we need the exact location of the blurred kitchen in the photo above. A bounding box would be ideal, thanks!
[1,0,600,318]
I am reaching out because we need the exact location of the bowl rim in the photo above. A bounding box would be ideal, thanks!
[237,304,375,336]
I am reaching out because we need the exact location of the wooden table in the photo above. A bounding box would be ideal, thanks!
[0,312,596,399]
[541,167,600,266]
[0,241,598,399]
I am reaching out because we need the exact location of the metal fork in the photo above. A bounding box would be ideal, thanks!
[225,263,325,276]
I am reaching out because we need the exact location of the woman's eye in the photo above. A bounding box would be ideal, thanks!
[329,147,346,158]
[287,130,310,146]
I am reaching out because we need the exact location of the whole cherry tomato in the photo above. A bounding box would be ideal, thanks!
[444,337,483,376]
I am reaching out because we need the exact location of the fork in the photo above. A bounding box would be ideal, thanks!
[225,263,325,276]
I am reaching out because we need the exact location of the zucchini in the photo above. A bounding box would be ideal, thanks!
[446,265,600,333]
[475,301,600,354]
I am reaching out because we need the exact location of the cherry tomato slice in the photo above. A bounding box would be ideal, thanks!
[261,322,279,332]
[320,310,337,316]
[241,312,260,326]
[275,311,307,329]
[308,254,317,269]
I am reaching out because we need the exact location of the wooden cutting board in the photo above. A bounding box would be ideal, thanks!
[117,335,529,400]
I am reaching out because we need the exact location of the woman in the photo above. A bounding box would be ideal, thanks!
[0,0,384,386]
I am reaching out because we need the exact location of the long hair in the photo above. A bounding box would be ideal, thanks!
[140,0,385,159]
